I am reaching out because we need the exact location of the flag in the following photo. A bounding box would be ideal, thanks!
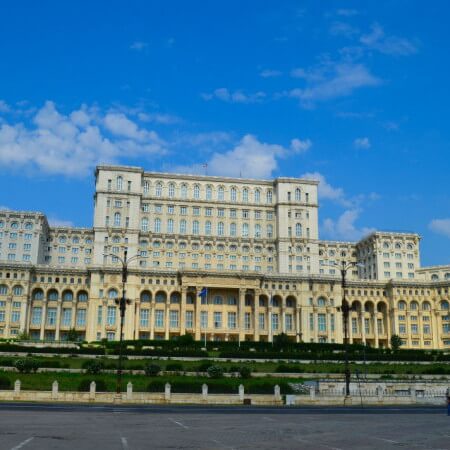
[199,287,208,298]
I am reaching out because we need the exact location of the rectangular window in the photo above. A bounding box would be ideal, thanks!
[76,309,86,326]
[399,324,406,334]
[272,313,279,330]
[330,314,335,332]
[228,312,237,329]
[244,312,251,330]
[107,306,116,326]
[377,319,383,334]
[352,317,358,333]
[47,308,57,325]
[200,311,208,329]
[285,314,293,331]
[214,312,222,329]
[309,313,314,331]
[31,307,42,325]
[185,311,193,329]
[364,318,370,334]
[423,324,430,334]
[259,313,265,330]
[0,310,5,322]
[11,311,20,323]
[62,308,72,326]
[140,309,149,327]
[411,323,418,334]
[318,313,326,332]
[155,310,164,328]
[169,310,179,328]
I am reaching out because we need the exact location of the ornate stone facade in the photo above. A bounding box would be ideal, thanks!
[0,165,449,348]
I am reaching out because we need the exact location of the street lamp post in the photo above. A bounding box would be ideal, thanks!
[106,249,142,394]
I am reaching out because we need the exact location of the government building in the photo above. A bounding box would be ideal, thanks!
[0,165,449,349]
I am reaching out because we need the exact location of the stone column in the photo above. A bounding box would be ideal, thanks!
[326,309,331,343]
[295,307,301,343]
[281,297,286,334]
[313,309,318,343]
[55,301,62,341]
[268,305,273,343]
[4,296,11,337]
[239,384,244,401]
[348,312,353,344]
[165,298,170,340]
[360,313,366,345]
[126,382,133,400]
[373,313,379,349]
[431,311,439,349]
[405,312,412,347]
[194,289,201,341]
[180,288,187,336]
[40,302,47,340]
[134,301,140,340]
[202,383,208,400]
[238,289,245,342]
[165,383,171,401]
[150,300,155,340]
[418,312,423,349]
[253,291,260,342]
[52,380,59,400]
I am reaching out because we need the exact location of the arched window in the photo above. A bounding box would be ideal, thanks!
[112,235,120,243]
[12,285,23,296]
[398,300,407,310]
[213,295,223,305]
[168,183,175,198]
[395,242,402,249]
[77,291,88,302]
[32,289,44,300]
[11,221,19,229]
[217,186,224,201]
[47,289,59,301]
[254,189,261,203]
[180,184,188,199]
[155,292,166,303]
[267,224,273,238]
[167,219,174,233]
[266,190,273,204]
[407,243,414,250]
[206,185,212,200]
[155,182,162,197]
[114,212,121,227]
[193,184,200,199]
[295,223,302,237]
[422,302,431,311]
[441,300,449,310]
[62,290,73,301]
[154,218,161,233]
[141,218,149,232]
[431,274,439,281]
[230,187,237,202]
[446,273,450,280]
[255,224,261,238]
[230,223,237,236]
[170,292,181,304]
[410,301,419,310]
[205,221,212,235]
[242,188,249,203]
[192,220,199,235]
[143,181,149,194]
[242,223,249,237]
[317,297,326,307]
[140,291,151,302]
[217,222,224,236]
[0,284,8,295]
[179,219,187,234]
[108,289,118,299]
[295,188,301,201]
[24,222,33,230]
[116,176,123,191]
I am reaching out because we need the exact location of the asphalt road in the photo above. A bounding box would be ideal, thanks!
[0,403,449,450]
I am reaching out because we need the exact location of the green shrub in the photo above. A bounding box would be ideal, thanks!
[207,365,224,379]
[14,358,39,373]
[238,366,252,379]
[196,361,213,372]
[0,375,11,389]
[144,363,161,377]
[77,378,108,392]
[82,359,105,375]
[166,362,184,371]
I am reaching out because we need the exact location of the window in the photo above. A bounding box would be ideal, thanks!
[266,190,273,203]
[318,314,326,332]
[218,186,224,201]
[230,223,237,236]
[180,219,187,234]
[205,221,212,235]
[168,183,175,198]
[185,311,193,328]
[113,212,121,227]
[242,188,249,203]
[295,188,301,201]
[76,309,86,326]
[230,187,237,202]
[352,318,358,333]
[244,312,251,329]
[62,308,72,326]
[11,311,20,323]
[167,219,174,233]
[116,176,123,191]
[31,307,42,325]
[155,310,164,327]
[169,310,179,328]
[267,224,273,238]
[193,184,200,199]
[285,314,293,331]
[217,222,224,236]
[272,313,279,330]
[214,312,222,328]
[228,312,237,329]
[155,182,162,197]
[141,218,149,232]
[255,224,261,238]
[0,285,8,295]
[295,223,302,237]
[254,189,261,203]
[206,185,212,200]
[47,308,57,325]
[154,218,161,233]
[242,223,249,237]
[107,306,116,326]
[181,184,188,198]
[259,313,265,330]
[200,311,208,329]
[13,286,23,296]
[192,220,199,235]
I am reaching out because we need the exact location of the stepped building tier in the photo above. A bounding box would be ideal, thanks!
[0,165,449,348]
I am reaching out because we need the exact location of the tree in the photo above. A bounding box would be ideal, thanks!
[274,332,291,348]
[66,328,79,342]
[390,334,402,352]
[175,334,195,347]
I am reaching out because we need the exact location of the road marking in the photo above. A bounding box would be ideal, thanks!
[168,418,189,429]
[373,437,401,444]
[120,437,129,449]
[10,437,34,450]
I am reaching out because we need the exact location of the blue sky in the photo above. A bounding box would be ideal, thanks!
[0,0,449,266]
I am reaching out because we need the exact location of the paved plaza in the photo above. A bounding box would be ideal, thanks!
[0,404,449,450]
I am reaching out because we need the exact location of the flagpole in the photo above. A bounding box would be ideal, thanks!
[204,288,208,347]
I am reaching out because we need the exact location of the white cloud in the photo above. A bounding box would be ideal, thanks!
[323,209,375,240]
[301,171,347,204]
[259,69,282,78]
[201,88,266,104]
[360,24,417,56]
[173,134,309,179]
[0,100,10,113]
[0,101,166,177]
[137,112,181,125]
[429,219,450,239]
[290,138,312,153]
[329,22,359,38]
[336,9,358,17]
[354,137,371,149]
[130,41,148,51]
[286,63,380,107]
